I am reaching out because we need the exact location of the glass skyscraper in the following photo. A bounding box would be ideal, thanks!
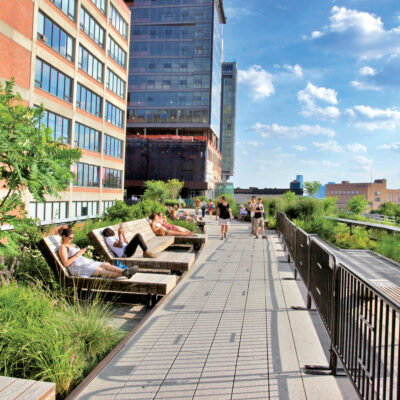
[220,62,237,181]
[124,0,226,196]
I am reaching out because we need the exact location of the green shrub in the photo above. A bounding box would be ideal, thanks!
[164,199,186,207]
[167,218,199,233]
[0,284,124,398]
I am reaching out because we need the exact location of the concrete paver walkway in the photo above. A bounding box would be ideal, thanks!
[76,219,356,400]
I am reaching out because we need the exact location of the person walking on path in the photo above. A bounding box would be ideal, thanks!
[178,196,183,209]
[201,199,207,218]
[194,197,200,215]
[216,196,233,240]
[208,199,214,218]
[249,196,257,236]
[254,197,267,239]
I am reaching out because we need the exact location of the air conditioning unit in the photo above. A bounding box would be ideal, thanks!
[38,33,48,43]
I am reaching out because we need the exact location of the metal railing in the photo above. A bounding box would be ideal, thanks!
[276,212,400,399]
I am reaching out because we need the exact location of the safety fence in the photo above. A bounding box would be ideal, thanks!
[277,212,399,399]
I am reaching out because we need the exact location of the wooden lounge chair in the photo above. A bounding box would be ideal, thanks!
[166,208,206,233]
[88,219,196,273]
[38,235,178,305]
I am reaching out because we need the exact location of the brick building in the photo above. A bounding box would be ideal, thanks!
[326,179,400,210]
[0,0,130,221]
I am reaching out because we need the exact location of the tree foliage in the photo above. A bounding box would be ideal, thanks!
[347,195,369,215]
[303,181,322,197]
[142,180,169,203]
[165,179,184,199]
[0,79,81,233]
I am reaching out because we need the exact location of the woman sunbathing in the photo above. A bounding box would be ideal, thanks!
[157,212,192,234]
[171,206,194,222]
[149,213,193,236]
[58,228,137,278]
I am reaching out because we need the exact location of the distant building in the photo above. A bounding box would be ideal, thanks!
[290,175,303,190]
[0,0,130,221]
[326,179,400,210]
[220,62,237,182]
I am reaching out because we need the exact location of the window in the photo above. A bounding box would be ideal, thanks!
[78,45,104,82]
[74,162,100,187]
[104,134,123,158]
[106,68,125,98]
[74,122,100,152]
[37,11,74,61]
[91,0,106,14]
[109,3,127,39]
[376,197,381,202]
[376,191,381,195]
[105,101,124,128]
[40,109,70,143]
[103,167,122,188]
[29,201,68,221]
[76,83,103,117]
[80,8,105,48]
[49,0,76,20]
[72,201,98,217]
[35,58,72,102]
[108,35,126,68]
[102,200,115,213]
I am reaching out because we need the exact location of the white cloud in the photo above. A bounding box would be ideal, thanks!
[225,7,253,20]
[298,83,340,119]
[346,143,367,152]
[360,66,376,76]
[309,6,400,59]
[281,64,303,78]
[238,65,274,100]
[346,105,400,130]
[353,155,373,171]
[378,143,400,151]
[313,140,344,152]
[350,80,381,91]
[253,123,335,138]
[292,145,308,151]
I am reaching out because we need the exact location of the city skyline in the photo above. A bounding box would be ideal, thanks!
[223,0,400,189]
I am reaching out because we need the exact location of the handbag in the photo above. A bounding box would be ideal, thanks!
[154,227,166,236]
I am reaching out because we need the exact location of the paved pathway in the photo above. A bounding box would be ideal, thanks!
[76,219,356,400]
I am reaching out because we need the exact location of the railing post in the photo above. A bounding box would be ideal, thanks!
[329,253,339,375]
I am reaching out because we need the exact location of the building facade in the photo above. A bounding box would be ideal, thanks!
[220,61,236,182]
[0,0,130,222]
[124,0,226,197]
[326,179,400,210]
[290,174,303,190]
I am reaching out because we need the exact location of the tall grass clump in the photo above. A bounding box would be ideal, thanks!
[0,284,124,398]
[374,232,400,263]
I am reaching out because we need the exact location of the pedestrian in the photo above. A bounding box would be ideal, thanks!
[248,196,257,236]
[178,196,182,209]
[208,199,214,218]
[216,196,233,240]
[201,199,207,218]
[194,197,200,215]
[254,198,267,239]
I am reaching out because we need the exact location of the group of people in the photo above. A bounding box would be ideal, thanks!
[58,209,196,279]
[248,196,267,239]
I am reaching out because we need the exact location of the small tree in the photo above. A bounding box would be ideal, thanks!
[142,180,169,203]
[0,80,81,235]
[165,179,184,199]
[282,191,296,206]
[347,195,368,215]
[303,181,321,198]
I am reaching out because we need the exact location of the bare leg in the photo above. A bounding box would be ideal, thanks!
[172,226,191,233]
[220,225,224,239]
[92,263,124,278]
[224,225,229,238]
[167,230,193,237]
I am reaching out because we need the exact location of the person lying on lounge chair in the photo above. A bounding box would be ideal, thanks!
[58,228,137,278]
[171,206,195,222]
[157,212,193,234]
[103,227,157,258]
[149,213,193,236]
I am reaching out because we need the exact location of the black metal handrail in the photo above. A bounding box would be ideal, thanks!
[276,211,400,398]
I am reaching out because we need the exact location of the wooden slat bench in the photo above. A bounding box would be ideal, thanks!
[38,235,178,297]
[0,376,55,400]
[88,219,197,273]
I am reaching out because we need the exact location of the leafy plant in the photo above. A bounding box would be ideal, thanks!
[303,181,322,197]
[142,180,169,203]
[165,179,184,199]
[347,195,369,214]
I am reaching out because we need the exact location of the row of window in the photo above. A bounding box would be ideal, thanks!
[106,68,125,98]
[40,109,70,143]
[105,101,124,128]
[29,200,116,220]
[104,167,122,188]
[127,108,208,124]
[108,35,126,68]
[76,83,103,117]
[130,58,210,74]
[35,58,73,102]
[330,190,360,195]
[129,74,210,90]
[109,3,128,39]
[78,45,104,82]
[132,23,211,41]
[132,40,211,57]
[129,91,209,107]
[80,7,105,48]
[132,6,212,24]
[37,11,74,61]
[75,122,101,152]
[91,0,106,14]
[75,163,122,188]
[104,133,123,158]
[50,0,76,20]
[134,0,212,5]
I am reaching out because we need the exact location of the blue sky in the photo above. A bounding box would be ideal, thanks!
[222,0,400,189]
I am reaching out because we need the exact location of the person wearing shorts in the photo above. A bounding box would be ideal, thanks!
[249,196,257,236]
[254,198,266,239]
[216,196,232,240]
